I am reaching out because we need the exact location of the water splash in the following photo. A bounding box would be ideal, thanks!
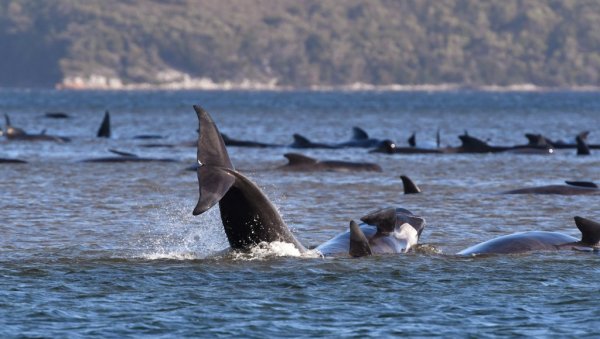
[135,201,229,260]
[229,241,322,261]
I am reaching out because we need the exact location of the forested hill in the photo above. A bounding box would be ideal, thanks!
[1,0,599,89]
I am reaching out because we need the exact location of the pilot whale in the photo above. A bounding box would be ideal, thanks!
[458,216,600,255]
[80,149,177,163]
[191,105,426,257]
[278,153,382,172]
[502,181,599,195]
[2,114,70,142]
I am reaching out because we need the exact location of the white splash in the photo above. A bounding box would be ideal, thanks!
[135,202,229,260]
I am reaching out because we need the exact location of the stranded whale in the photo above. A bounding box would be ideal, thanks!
[502,181,599,195]
[278,153,382,172]
[191,105,425,257]
[458,216,600,255]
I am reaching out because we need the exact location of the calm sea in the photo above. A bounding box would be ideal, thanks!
[1,89,600,337]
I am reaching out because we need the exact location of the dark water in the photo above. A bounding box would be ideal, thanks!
[1,89,600,337]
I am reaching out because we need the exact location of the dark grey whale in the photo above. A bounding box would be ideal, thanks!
[221,133,281,148]
[289,133,339,149]
[279,153,382,172]
[192,105,425,257]
[458,216,600,255]
[0,158,27,164]
[80,149,177,163]
[335,127,383,148]
[400,175,421,194]
[502,181,599,195]
[1,114,70,142]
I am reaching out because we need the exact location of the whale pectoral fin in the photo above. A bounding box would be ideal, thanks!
[565,181,598,188]
[109,149,138,157]
[400,175,422,194]
[284,153,318,165]
[349,220,372,257]
[193,165,235,215]
[360,208,397,233]
[352,127,369,140]
[574,216,600,246]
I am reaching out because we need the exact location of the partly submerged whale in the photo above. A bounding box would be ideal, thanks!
[335,127,384,148]
[278,153,382,172]
[221,133,281,148]
[458,216,600,255]
[502,181,599,195]
[0,158,27,164]
[80,149,177,163]
[1,114,70,142]
[191,105,426,257]
[289,133,340,149]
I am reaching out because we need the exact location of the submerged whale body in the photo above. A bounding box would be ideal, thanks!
[458,216,600,256]
[191,105,425,257]
[80,149,177,163]
[279,153,382,172]
[502,181,600,195]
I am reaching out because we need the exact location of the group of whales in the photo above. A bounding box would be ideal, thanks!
[192,105,600,258]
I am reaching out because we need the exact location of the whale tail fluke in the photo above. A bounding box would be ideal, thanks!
[400,175,422,194]
[193,105,236,215]
[349,220,372,257]
[574,216,600,246]
[97,111,111,138]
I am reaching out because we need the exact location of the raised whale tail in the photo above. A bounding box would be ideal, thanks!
[192,105,235,215]
[574,216,600,246]
[192,105,305,252]
[97,111,111,138]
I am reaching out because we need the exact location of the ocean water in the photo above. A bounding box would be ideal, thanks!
[1,89,600,337]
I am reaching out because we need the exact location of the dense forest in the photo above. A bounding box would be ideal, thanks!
[0,0,599,88]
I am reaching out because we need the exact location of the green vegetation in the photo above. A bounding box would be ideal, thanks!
[1,0,599,88]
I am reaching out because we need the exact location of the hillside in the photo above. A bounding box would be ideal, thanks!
[1,0,599,89]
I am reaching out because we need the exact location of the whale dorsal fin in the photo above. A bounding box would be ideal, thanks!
[565,181,598,188]
[284,153,318,165]
[109,149,138,157]
[459,134,489,148]
[97,111,111,138]
[291,133,313,147]
[193,105,235,215]
[400,175,421,194]
[576,131,590,156]
[4,114,11,127]
[360,208,397,234]
[407,133,416,147]
[349,220,372,257]
[220,133,231,142]
[574,216,600,246]
[525,133,550,146]
[352,127,369,140]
